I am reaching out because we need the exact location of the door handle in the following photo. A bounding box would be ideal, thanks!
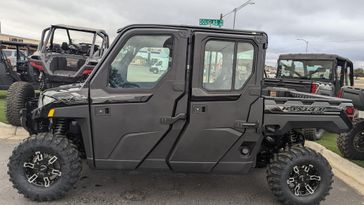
[234,120,259,129]
[160,113,186,125]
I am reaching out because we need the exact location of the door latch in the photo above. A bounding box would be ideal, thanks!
[94,107,110,116]
[160,113,186,125]
[234,120,259,129]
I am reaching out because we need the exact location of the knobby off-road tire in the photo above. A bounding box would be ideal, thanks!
[6,81,35,126]
[267,146,333,205]
[303,128,324,141]
[8,133,82,201]
[337,119,364,160]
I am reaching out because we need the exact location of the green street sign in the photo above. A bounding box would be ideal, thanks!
[199,18,224,27]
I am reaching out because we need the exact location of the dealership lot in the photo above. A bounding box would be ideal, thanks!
[0,139,363,205]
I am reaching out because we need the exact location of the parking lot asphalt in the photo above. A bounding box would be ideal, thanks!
[0,139,363,205]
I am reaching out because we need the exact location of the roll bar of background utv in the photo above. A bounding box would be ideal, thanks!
[40,25,109,56]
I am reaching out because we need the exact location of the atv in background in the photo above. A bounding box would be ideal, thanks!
[6,25,109,126]
[337,86,364,160]
[29,24,109,89]
[0,41,38,89]
[263,53,354,141]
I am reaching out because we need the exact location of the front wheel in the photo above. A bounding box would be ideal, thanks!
[8,133,82,201]
[267,146,333,205]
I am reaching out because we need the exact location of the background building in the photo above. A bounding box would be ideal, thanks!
[0,33,39,45]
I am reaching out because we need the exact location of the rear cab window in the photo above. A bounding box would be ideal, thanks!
[277,60,333,81]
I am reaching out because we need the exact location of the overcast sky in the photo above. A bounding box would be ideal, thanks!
[1,0,364,67]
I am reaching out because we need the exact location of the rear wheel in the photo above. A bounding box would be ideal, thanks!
[303,128,324,141]
[267,146,333,205]
[6,81,35,126]
[8,133,82,201]
[337,120,364,160]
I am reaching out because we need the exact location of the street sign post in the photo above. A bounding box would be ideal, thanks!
[199,18,224,27]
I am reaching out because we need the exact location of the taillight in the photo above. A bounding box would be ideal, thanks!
[345,106,354,115]
[29,60,44,71]
[345,106,356,120]
[311,83,318,94]
[82,67,93,75]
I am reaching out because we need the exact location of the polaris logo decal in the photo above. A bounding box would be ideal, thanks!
[265,105,331,114]
[281,106,326,113]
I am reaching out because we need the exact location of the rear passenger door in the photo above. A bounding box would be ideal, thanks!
[169,32,266,173]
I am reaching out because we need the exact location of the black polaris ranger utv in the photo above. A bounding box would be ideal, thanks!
[264,53,354,141]
[6,24,109,126]
[8,25,353,205]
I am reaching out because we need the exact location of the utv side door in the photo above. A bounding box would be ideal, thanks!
[89,27,189,169]
[169,32,266,173]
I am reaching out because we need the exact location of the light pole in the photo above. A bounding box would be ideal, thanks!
[220,0,255,29]
[297,38,309,53]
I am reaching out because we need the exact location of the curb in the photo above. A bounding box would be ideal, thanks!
[306,141,364,196]
[0,122,28,140]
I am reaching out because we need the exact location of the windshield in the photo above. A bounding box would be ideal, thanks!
[277,59,333,80]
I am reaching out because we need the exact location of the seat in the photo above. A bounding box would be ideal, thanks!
[77,59,86,69]
[49,57,67,72]
[61,42,69,52]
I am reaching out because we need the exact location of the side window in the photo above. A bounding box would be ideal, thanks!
[203,41,234,90]
[346,66,352,86]
[109,35,173,89]
[202,40,254,91]
[336,66,344,86]
[235,43,254,89]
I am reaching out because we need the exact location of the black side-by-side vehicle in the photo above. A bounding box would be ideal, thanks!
[265,53,354,96]
[7,25,354,205]
[264,53,354,141]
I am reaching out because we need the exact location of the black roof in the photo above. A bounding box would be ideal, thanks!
[279,53,352,64]
[117,24,267,36]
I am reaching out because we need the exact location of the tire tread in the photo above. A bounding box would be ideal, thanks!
[8,133,81,201]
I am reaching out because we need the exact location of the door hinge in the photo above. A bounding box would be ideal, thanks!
[160,113,186,125]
